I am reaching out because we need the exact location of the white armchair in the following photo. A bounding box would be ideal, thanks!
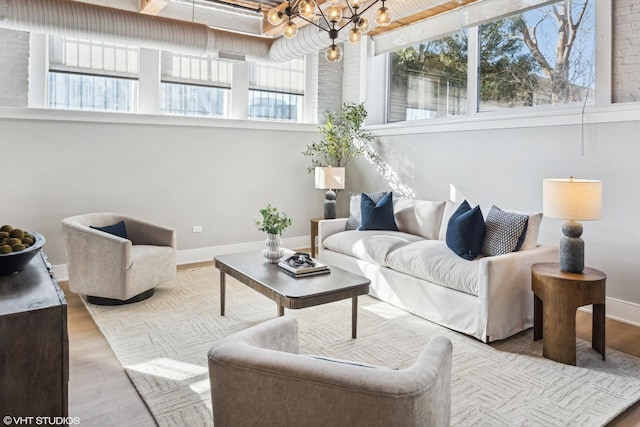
[62,212,176,305]
[208,316,452,427]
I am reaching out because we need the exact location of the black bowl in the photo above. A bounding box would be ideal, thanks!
[0,232,46,276]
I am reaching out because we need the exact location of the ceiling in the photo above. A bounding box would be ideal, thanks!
[72,0,480,39]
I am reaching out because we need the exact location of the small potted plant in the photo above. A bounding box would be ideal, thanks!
[256,204,292,263]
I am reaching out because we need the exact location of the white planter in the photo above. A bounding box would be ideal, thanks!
[263,233,284,264]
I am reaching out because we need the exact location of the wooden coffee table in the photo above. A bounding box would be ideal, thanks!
[214,251,370,338]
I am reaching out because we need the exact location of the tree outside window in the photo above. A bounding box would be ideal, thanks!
[480,0,594,111]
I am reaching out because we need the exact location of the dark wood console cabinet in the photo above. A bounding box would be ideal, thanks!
[0,252,69,419]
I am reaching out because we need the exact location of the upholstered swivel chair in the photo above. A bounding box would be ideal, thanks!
[208,316,452,427]
[62,212,176,305]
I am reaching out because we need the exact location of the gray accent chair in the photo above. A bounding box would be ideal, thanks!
[208,316,452,427]
[62,212,176,305]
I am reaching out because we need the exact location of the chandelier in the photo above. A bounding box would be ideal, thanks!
[266,0,392,63]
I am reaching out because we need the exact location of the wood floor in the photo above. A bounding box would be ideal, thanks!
[63,264,640,426]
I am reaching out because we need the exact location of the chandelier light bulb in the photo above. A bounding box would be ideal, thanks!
[298,0,317,20]
[356,17,370,33]
[348,0,362,8]
[282,21,298,39]
[326,44,343,63]
[328,0,339,4]
[348,28,362,44]
[326,5,343,23]
[375,6,392,27]
[267,8,284,26]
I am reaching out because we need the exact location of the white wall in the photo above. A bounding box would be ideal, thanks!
[346,107,640,320]
[1,110,322,266]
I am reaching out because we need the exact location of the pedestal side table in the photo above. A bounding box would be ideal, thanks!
[532,262,606,366]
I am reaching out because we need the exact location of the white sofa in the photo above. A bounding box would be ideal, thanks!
[317,198,559,343]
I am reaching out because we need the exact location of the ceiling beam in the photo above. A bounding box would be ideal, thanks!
[368,0,479,37]
[140,0,170,15]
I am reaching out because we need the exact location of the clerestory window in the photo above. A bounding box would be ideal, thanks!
[160,52,232,118]
[248,58,305,122]
[48,35,138,112]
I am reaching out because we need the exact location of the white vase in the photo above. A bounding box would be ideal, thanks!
[264,233,284,264]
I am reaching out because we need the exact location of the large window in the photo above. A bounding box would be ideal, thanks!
[248,58,305,122]
[386,0,595,122]
[388,31,468,122]
[160,52,232,117]
[48,35,138,112]
[479,0,594,111]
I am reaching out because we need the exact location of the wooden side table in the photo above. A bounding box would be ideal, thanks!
[532,262,606,366]
[310,217,323,258]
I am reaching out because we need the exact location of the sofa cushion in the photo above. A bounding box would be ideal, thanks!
[303,354,392,370]
[386,240,481,296]
[91,220,128,239]
[393,199,446,240]
[438,201,462,241]
[322,230,423,267]
[480,206,541,252]
[518,212,542,250]
[359,192,399,231]
[346,191,388,230]
[440,201,542,250]
[481,206,529,256]
[445,201,485,260]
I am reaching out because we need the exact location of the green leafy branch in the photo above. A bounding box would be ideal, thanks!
[302,102,376,174]
[255,204,292,235]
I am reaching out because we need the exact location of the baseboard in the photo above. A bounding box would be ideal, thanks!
[51,235,311,282]
[579,297,640,327]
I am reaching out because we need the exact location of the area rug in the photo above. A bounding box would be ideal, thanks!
[83,266,640,426]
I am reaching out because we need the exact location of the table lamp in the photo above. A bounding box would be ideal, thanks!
[543,178,603,273]
[315,166,345,219]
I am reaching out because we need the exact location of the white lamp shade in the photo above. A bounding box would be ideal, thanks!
[543,178,603,221]
[315,167,345,190]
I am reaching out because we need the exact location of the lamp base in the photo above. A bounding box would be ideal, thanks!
[559,220,584,273]
[324,190,337,219]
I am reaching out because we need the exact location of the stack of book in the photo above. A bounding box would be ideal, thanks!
[277,256,330,278]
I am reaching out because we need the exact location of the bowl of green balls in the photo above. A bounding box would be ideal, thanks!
[0,225,46,276]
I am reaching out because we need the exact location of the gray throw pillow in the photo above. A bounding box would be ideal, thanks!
[481,205,529,256]
[345,191,388,230]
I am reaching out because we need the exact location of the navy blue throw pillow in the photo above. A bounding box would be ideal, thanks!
[91,220,128,239]
[445,201,485,260]
[358,192,399,231]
